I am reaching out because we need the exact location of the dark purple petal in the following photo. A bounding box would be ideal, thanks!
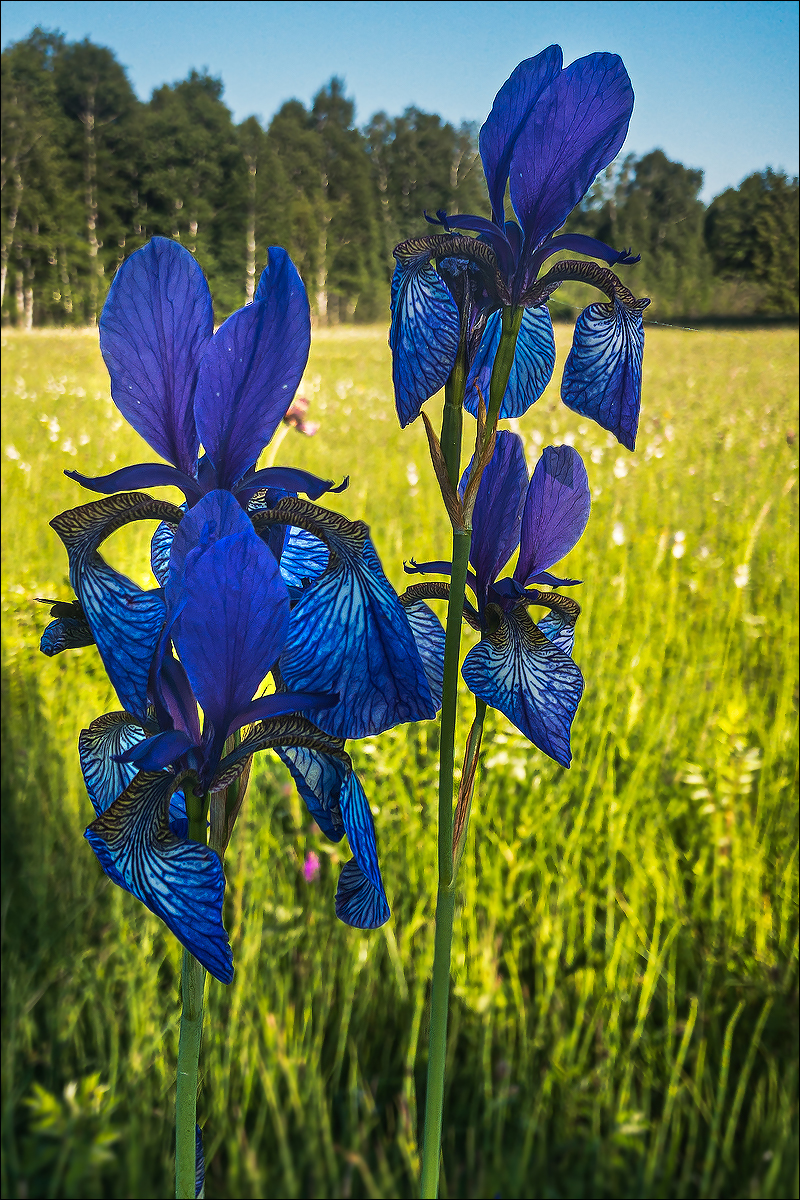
[99,238,212,473]
[280,535,437,739]
[561,298,647,450]
[462,608,584,767]
[510,54,634,249]
[529,232,640,276]
[464,306,555,419]
[335,772,390,929]
[156,652,202,744]
[79,711,149,816]
[389,251,460,428]
[85,770,233,983]
[115,729,195,770]
[165,488,253,606]
[170,493,290,744]
[515,446,590,585]
[194,247,310,488]
[225,690,337,738]
[50,494,179,718]
[526,569,582,588]
[460,430,528,599]
[65,464,202,504]
[235,466,339,503]
[479,46,564,223]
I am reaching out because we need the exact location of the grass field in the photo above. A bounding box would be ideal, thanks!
[1,321,798,1200]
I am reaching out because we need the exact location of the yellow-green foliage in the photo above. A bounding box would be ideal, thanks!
[2,324,798,1199]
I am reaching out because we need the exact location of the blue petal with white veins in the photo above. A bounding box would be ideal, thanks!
[389,249,460,427]
[464,306,556,419]
[280,535,437,739]
[79,711,149,816]
[85,769,233,983]
[462,607,583,767]
[335,771,390,929]
[561,298,647,451]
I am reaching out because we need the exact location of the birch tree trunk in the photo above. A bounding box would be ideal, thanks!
[1,168,22,307]
[315,170,330,325]
[245,159,257,303]
[81,90,103,326]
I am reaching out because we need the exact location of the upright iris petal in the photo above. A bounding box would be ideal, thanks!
[99,238,212,475]
[515,445,591,585]
[461,431,528,603]
[508,53,635,254]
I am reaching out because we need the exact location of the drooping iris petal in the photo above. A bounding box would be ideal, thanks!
[170,495,290,746]
[85,769,233,983]
[538,611,576,658]
[509,53,634,250]
[278,526,330,595]
[530,232,640,274]
[464,306,555,419]
[462,607,584,767]
[275,745,346,842]
[515,445,590,584]
[399,596,445,708]
[479,45,564,222]
[51,494,181,718]
[389,247,460,428]
[236,466,338,503]
[335,771,390,929]
[65,463,202,504]
[194,247,310,489]
[40,600,95,656]
[79,711,148,816]
[195,1126,204,1200]
[99,238,212,474]
[280,532,437,739]
[225,690,336,740]
[461,430,528,599]
[151,520,175,587]
[561,298,647,451]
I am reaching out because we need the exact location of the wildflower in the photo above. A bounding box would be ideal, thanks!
[80,491,391,983]
[304,851,321,882]
[405,433,589,765]
[390,46,649,448]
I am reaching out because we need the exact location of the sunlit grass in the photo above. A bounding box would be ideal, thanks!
[1,323,797,1199]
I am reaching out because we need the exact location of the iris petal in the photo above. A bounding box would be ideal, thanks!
[276,745,346,842]
[389,249,460,428]
[399,596,445,707]
[479,45,564,223]
[515,445,590,584]
[194,247,310,489]
[99,238,212,474]
[40,610,95,655]
[65,463,202,504]
[79,711,147,816]
[278,527,330,595]
[335,771,390,929]
[50,493,181,718]
[280,530,437,739]
[509,53,634,250]
[85,770,233,983]
[461,607,584,767]
[561,298,646,450]
[461,430,528,599]
[464,306,555,419]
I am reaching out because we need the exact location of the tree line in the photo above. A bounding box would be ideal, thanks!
[2,27,798,329]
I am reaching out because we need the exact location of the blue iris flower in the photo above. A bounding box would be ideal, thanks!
[44,238,444,740]
[80,491,393,984]
[405,431,590,766]
[390,46,649,449]
[67,237,339,506]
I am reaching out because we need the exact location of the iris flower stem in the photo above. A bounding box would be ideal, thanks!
[175,788,209,1200]
[420,525,471,1199]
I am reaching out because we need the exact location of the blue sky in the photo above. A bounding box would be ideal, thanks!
[2,0,798,201]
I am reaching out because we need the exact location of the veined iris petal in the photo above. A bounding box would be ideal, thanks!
[79,711,149,816]
[276,744,346,842]
[515,445,591,585]
[389,248,460,427]
[462,607,584,767]
[464,306,556,419]
[335,771,390,929]
[99,238,212,474]
[85,769,233,983]
[461,431,528,601]
[561,297,647,450]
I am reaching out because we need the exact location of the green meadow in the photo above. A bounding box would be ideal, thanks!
[1,322,797,1200]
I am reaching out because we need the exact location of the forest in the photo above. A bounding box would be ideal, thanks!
[2,26,799,328]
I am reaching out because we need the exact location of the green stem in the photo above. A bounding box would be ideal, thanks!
[484,305,523,442]
[441,340,467,488]
[420,527,470,1199]
[175,787,209,1199]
